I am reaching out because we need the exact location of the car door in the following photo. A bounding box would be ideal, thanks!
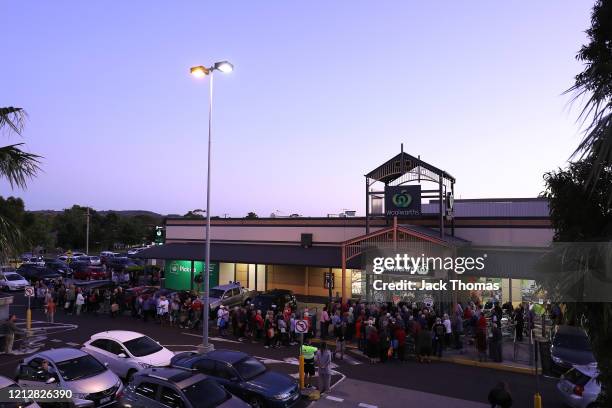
[212,362,243,398]
[85,339,120,374]
[106,339,131,377]
[17,358,59,388]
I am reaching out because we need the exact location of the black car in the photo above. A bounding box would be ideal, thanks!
[44,259,72,277]
[16,265,61,283]
[106,257,141,272]
[119,367,248,408]
[550,325,596,375]
[171,350,300,408]
[251,289,297,313]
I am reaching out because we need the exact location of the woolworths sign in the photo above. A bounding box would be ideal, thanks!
[165,260,219,291]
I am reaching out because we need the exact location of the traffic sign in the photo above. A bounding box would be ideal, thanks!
[423,295,434,308]
[24,286,34,297]
[295,319,308,334]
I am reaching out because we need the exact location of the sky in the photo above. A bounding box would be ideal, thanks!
[1,1,595,217]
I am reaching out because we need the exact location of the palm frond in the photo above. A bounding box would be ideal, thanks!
[0,213,23,264]
[0,143,42,189]
[0,107,26,136]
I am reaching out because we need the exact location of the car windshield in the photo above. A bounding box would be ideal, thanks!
[6,274,24,281]
[210,289,225,298]
[182,378,229,408]
[123,336,163,357]
[554,334,592,351]
[55,354,107,381]
[234,357,267,380]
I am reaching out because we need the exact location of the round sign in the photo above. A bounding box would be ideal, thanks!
[24,286,34,297]
[295,319,308,334]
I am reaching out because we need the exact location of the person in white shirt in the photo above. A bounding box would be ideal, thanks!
[157,296,169,323]
[217,305,229,335]
[443,313,452,349]
[75,291,85,316]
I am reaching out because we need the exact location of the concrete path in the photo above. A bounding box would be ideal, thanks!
[309,378,490,408]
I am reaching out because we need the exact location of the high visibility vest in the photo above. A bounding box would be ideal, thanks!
[302,345,317,359]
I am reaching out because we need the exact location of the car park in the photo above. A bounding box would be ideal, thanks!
[550,325,596,375]
[0,375,40,407]
[107,256,142,272]
[171,350,300,408]
[21,256,45,267]
[251,289,297,314]
[73,265,108,281]
[119,367,249,408]
[208,283,257,316]
[556,363,600,408]
[15,348,123,407]
[0,271,29,291]
[82,331,174,381]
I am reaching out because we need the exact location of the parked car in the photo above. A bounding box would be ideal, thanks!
[171,350,300,408]
[0,271,29,291]
[557,363,600,408]
[100,251,118,265]
[107,257,141,272]
[207,283,257,316]
[0,375,40,407]
[73,265,108,281]
[45,259,72,277]
[82,331,174,381]
[251,289,297,314]
[120,368,248,408]
[88,256,102,266]
[15,348,123,408]
[21,256,45,267]
[16,265,61,283]
[550,325,596,375]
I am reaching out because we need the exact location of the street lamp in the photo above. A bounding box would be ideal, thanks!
[190,60,233,354]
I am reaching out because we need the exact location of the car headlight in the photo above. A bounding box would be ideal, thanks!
[552,355,563,364]
[137,362,153,369]
[274,391,292,400]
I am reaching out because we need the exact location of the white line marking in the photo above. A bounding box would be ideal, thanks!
[326,396,344,402]
[358,404,378,408]
[50,339,62,343]
[65,342,80,347]
[180,333,241,343]
[339,354,362,365]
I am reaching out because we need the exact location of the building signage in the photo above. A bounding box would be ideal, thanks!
[165,260,219,291]
[384,185,422,217]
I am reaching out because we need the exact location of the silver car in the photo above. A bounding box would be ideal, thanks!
[0,272,29,291]
[0,375,40,407]
[15,348,123,407]
[557,363,601,408]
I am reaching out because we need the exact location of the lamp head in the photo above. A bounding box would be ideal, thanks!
[213,61,234,73]
[190,66,209,78]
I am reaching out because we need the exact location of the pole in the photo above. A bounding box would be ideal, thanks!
[200,70,214,354]
[534,339,542,408]
[26,295,31,331]
[86,207,90,255]
[298,333,305,389]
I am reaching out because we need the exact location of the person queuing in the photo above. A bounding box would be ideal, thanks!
[315,341,332,394]
[301,340,318,389]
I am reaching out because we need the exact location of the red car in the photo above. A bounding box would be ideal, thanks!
[73,266,108,280]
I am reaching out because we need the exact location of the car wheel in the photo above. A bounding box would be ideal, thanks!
[248,396,265,408]
[243,299,251,306]
[126,369,137,384]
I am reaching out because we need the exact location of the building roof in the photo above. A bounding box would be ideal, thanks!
[365,151,455,183]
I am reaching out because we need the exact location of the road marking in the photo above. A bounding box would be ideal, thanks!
[66,342,80,347]
[50,339,62,343]
[284,357,338,369]
[338,354,362,365]
[358,404,378,408]
[326,396,344,402]
[180,333,241,343]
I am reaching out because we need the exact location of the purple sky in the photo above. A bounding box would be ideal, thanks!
[1,1,593,217]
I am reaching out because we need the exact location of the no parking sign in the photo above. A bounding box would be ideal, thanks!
[295,319,308,334]
[24,286,34,297]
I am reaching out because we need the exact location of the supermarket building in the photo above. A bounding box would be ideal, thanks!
[139,149,553,304]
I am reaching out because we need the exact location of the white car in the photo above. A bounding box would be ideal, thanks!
[0,272,29,291]
[21,257,45,267]
[557,363,601,408]
[126,248,145,256]
[88,256,101,266]
[0,375,40,407]
[82,331,174,380]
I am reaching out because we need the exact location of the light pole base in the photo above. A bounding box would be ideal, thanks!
[197,343,215,354]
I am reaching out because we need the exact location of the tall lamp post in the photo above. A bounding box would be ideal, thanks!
[190,61,234,354]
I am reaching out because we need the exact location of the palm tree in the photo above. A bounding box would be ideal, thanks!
[0,107,41,261]
[565,0,612,187]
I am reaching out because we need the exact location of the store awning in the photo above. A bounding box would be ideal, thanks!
[135,242,363,269]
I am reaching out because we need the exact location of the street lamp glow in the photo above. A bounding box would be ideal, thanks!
[214,61,234,73]
[190,65,209,78]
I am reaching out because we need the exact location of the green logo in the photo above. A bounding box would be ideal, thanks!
[392,190,412,207]
[171,264,178,273]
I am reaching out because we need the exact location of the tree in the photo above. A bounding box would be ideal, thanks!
[566,1,612,189]
[245,212,258,219]
[542,158,612,404]
[183,209,205,219]
[0,108,41,261]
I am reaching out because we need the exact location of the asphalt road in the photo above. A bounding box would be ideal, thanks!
[1,293,568,407]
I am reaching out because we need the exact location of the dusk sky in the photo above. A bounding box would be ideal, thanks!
[2,1,593,217]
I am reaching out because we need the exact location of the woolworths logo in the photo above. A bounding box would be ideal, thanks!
[392,190,412,208]
[170,263,191,274]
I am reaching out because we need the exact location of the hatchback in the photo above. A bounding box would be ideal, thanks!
[557,363,601,408]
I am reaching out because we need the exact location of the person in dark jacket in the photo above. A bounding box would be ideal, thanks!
[488,381,512,407]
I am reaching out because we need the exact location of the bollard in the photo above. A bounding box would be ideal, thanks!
[299,354,305,389]
[534,392,542,408]
[26,307,31,331]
